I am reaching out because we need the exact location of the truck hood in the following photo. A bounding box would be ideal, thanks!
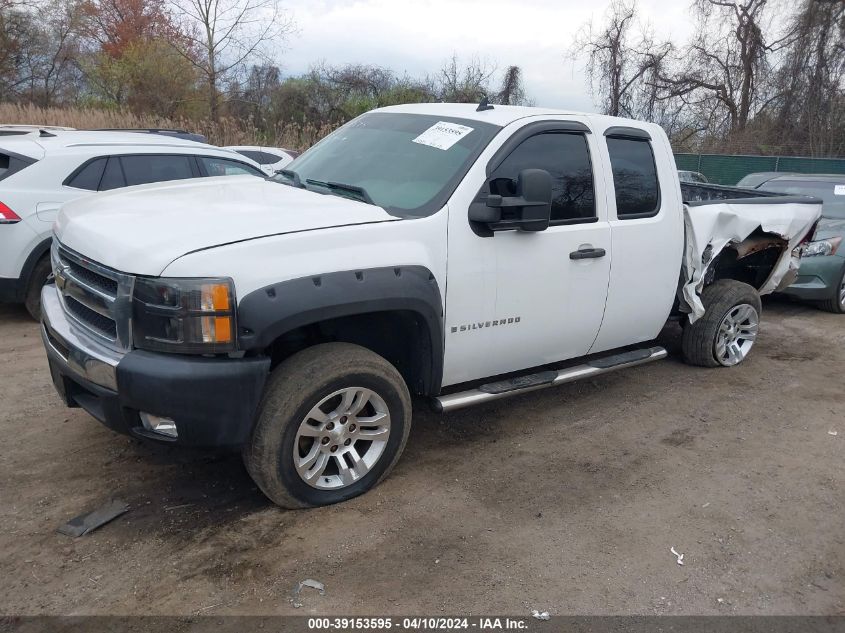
[55,177,398,275]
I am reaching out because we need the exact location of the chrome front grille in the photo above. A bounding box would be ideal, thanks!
[52,240,134,351]
[65,296,118,338]
[65,260,118,295]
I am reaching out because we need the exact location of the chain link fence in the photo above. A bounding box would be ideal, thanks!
[674,153,845,186]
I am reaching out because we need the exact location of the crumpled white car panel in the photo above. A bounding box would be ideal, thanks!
[681,200,821,321]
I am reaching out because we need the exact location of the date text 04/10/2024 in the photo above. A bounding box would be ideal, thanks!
[307,617,530,630]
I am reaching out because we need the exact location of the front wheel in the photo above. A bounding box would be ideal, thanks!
[243,342,412,509]
[682,280,762,367]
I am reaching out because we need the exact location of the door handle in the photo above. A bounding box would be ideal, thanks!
[569,247,606,260]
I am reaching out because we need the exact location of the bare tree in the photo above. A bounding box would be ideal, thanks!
[771,0,845,156]
[495,65,530,105]
[435,53,496,102]
[322,63,394,102]
[572,0,672,118]
[0,8,36,98]
[226,62,281,121]
[24,0,85,106]
[170,0,294,121]
[654,0,790,137]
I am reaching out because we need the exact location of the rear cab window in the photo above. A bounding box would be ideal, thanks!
[605,131,661,219]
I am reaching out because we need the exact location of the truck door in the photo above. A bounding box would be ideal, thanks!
[588,127,684,353]
[443,120,612,386]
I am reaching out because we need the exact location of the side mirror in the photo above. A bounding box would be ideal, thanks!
[468,168,552,232]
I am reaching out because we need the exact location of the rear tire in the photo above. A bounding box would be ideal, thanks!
[682,280,762,367]
[243,342,412,509]
[818,266,845,314]
[24,255,52,321]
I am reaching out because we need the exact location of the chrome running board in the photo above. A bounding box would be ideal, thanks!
[431,346,667,413]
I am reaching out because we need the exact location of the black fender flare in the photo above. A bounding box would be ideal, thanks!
[237,266,444,393]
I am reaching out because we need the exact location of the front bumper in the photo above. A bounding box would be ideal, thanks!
[41,283,270,447]
[780,254,845,302]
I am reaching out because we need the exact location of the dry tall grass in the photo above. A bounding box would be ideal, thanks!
[0,103,338,151]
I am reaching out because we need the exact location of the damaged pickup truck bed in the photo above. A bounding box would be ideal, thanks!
[40,103,821,508]
[680,182,821,320]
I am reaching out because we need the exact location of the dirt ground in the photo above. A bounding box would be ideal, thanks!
[0,298,842,617]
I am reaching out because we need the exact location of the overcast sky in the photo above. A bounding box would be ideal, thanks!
[277,0,697,112]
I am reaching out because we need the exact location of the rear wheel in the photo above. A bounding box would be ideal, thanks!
[24,255,52,321]
[243,342,412,509]
[682,280,762,367]
[819,266,845,314]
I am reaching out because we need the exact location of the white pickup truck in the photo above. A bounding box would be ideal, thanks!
[40,103,821,508]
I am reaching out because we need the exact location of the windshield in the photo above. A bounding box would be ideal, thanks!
[761,180,845,218]
[274,112,501,217]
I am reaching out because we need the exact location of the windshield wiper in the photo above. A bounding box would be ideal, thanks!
[277,169,304,188]
[305,179,374,205]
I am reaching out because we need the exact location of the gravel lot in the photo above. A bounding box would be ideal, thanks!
[0,298,842,616]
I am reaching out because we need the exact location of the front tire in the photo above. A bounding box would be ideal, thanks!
[24,255,52,321]
[682,280,762,367]
[244,343,412,509]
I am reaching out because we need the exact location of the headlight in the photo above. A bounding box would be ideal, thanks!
[132,277,236,354]
[801,237,842,258]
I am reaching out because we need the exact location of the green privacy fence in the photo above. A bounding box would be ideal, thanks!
[674,153,845,186]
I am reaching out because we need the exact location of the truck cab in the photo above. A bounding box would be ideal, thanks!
[40,104,820,508]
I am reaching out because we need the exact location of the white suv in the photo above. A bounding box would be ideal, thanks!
[0,130,265,318]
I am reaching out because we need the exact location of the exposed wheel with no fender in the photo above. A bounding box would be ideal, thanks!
[243,342,412,508]
[682,279,762,368]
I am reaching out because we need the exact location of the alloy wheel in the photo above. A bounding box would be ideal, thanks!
[293,387,391,490]
[715,303,759,366]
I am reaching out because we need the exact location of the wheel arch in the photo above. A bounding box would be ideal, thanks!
[708,229,789,290]
[16,237,53,301]
[237,266,444,396]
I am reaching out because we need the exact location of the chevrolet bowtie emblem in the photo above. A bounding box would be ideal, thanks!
[55,266,69,290]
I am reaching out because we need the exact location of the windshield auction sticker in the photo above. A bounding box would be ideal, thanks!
[834,184,845,196]
[412,121,474,150]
